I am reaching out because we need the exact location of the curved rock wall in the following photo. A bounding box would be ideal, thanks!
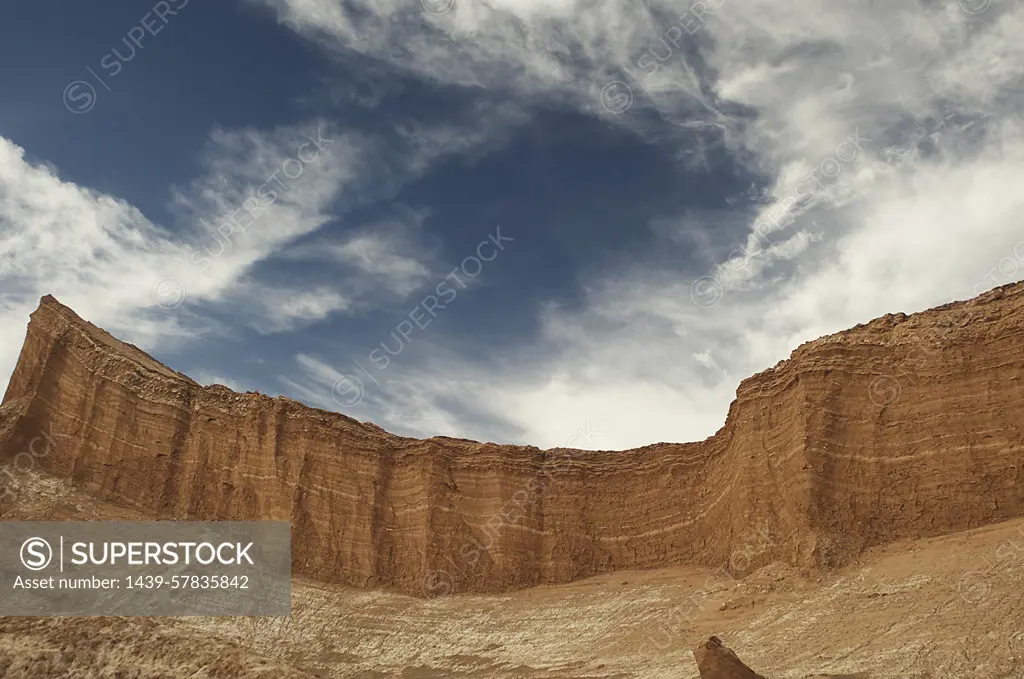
[2,286,1023,595]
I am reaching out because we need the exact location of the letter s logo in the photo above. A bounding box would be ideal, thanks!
[20,537,53,571]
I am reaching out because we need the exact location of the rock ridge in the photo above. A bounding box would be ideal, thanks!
[2,284,1024,595]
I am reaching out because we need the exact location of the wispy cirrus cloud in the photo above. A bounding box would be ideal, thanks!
[0,102,524,386]
[262,0,1024,449]
[0,119,366,383]
[277,206,437,303]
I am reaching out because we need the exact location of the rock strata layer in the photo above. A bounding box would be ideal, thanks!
[3,285,1024,596]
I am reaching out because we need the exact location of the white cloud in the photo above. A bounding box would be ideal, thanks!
[277,208,436,302]
[0,120,371,388]
[0,102,517,389]
[0,138,196,384]
[264,0,1024,449]
[163,121,365,303]
[333,233,429,282]
[245,286,352,334]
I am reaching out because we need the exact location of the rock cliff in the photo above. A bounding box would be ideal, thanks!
[2,285,1024,596]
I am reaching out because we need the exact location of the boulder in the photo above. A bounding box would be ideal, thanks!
[693,636,768,679]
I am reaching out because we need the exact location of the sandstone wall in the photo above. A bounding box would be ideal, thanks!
[2,286,1023,595]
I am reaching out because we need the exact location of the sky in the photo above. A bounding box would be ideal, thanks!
[1,0,1022,451]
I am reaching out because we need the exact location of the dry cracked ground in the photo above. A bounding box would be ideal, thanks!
[2,462,1023,678]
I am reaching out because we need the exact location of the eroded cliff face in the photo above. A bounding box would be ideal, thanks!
[2,286,1023,596]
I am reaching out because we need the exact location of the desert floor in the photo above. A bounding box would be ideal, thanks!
[3,462,1023,678]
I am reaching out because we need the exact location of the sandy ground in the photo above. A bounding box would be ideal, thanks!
[3,463,1024,678]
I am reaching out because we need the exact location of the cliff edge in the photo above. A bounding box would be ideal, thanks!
[2,285,1024,596]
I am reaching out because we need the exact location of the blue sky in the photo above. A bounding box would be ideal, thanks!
[1,0,1022,449]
